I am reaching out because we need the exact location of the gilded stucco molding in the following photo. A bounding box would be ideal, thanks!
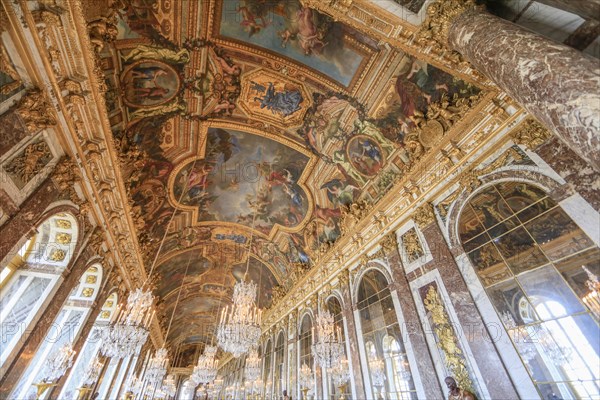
[301,0,491,87]
[3,0,154,346]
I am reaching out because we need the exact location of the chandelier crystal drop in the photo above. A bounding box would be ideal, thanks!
[42,343,76,382]
[162,374,177,398]
[82,356,103,386]
[100,288,154,359]
[217,280,262,358]
[144,347,169,385]
[328,357,351,388]
[312,309,344,368]
[369,357,386,387]
[191,345,219,384]
[298,362,314,389]
[244,347,262,382]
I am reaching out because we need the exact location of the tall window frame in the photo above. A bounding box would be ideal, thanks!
[0,212,79,370]
[10,263,102,399]
[357,268,417,400]
[458,181,600,399]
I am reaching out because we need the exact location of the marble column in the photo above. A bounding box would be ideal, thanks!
[412,205,519,399]
[339,272,367,400]
[380,236,443,400]
[534,0,600,21]
[422,1,600,171]
[0,243,98,398]
[510,118,599,210]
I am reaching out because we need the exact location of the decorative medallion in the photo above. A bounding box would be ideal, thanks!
[239,69,312,127]
[55,233,72,245]
[345,135,385,177]
[55,219,72,229]
[120,60,181,108]
[49,248,66,262]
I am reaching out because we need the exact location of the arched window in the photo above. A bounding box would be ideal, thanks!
[326,296,350,399]
[0,212,78,368]
[274,331,285,397]
[59,292,118,399]
[459,181,600,398]
[357,269,417,400]
[262,339,272,396]
[10,264,102,399]
[298,313,315,397]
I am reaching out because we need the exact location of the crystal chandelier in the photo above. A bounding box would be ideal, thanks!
[191,345,219,384]
[43,343,76,382]
[312,309,344,368]
[217,280,262,357]
[82,356,103,386]
[501,311,537,363]
[299,362,313,400]
[244,347,262,382]
[162,374,177,398]
[369,357,386,387]
[100,288,154,359]
[582,265,600,319]
[328,357,350,388]
[127,376,143,396]
[145,347,169,385]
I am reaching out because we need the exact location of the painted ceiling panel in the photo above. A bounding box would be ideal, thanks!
[98,0,484,345]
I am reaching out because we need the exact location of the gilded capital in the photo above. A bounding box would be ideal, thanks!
[511,118,553,150]
[418,0,479,42]
[413,203,436,229]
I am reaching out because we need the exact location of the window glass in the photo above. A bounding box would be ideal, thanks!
[358,270,417,400]
[459,182,600,399]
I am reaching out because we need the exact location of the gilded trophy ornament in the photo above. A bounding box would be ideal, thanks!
[424,285,475,395]
[401,228,424,263]
[4,140,53,185]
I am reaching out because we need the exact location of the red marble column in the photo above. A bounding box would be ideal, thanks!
[534,0,600,21]
[535,136,600,211]
[414,211,519,399]
[0,244,98,398]
[338,273,367,400]
[446,7,600,171]
[381,238,444,400]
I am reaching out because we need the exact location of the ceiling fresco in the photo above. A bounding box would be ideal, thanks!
[97,0,485,346]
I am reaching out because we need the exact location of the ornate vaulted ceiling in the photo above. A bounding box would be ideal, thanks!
[90,0,484,347]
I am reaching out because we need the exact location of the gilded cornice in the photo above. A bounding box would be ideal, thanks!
[300,0,493,88]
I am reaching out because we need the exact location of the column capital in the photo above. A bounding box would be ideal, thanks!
[511,118,554,151]
[417,0,481,51]
[413,203,436,230]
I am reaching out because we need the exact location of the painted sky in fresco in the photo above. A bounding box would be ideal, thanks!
[219,0,364,86]
[173,128,310,233]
